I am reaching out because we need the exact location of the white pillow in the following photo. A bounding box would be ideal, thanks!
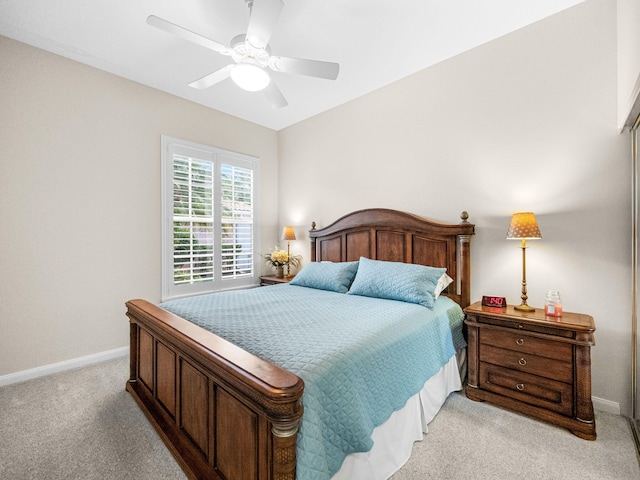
[434,272,453,299]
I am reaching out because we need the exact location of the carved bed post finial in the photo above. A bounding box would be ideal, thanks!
[460,211,470,224]
[310,221,317,262]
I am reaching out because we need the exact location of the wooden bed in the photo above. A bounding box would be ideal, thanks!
[125,208,475,480]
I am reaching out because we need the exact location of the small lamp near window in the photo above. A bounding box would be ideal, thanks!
[282,226,296,277]
[506,212,542,312]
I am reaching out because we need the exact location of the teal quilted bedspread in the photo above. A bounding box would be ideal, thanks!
[160,285,465,480]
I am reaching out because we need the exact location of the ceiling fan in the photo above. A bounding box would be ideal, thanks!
[147,0,340,109]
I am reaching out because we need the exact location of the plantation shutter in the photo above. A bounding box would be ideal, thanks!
[172,155,214,285]
[220,163,254,279]
[162,137,258,300]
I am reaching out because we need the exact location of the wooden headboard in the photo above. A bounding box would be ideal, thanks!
[309,208,475,308]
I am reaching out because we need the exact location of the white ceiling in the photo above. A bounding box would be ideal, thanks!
[0,0,584,131]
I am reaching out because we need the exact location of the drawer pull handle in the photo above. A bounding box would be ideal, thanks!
[516,338,524,346]
[518,324,525,329]
[518,358,527,366]
[516,383,525,391]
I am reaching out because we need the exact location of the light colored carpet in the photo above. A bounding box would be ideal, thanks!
[0,356,187,480]
[390,391,640,480]
[1,356,638,480]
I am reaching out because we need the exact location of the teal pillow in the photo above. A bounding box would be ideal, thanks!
[347,257,446,309]
[290,261,359,293]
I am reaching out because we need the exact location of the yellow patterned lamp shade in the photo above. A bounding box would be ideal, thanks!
[506,212,542,240]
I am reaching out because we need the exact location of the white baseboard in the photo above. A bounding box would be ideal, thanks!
[0,346,129,387]
[593,396,621,415]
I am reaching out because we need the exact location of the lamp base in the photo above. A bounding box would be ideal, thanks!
[514,303,536,312]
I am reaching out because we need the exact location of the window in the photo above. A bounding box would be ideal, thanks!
[161,136,259,300]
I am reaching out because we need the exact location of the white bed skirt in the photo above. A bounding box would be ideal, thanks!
[332,350,464,480]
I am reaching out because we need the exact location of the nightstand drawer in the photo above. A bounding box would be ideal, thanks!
[260,275,294,286]
[473,314,575,339]
[480,345,573,384]
[479,363,573,416]
[480,328,572,362]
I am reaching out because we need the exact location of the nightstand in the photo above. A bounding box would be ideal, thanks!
[259,275,294,286]
[464,301,596,440]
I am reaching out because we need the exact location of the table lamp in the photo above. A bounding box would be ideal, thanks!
[282,226,296,277]
[506,212,541,312]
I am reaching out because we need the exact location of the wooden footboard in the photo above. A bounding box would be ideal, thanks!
[125,299,304,480]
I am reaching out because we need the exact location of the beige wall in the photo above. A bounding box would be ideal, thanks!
[618,0,640,126]
[279,0,632,415]
[0,36,279,376]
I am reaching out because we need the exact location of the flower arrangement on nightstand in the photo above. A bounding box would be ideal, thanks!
[263,247,301,278]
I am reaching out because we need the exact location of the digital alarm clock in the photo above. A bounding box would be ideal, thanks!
[481,296,507,308]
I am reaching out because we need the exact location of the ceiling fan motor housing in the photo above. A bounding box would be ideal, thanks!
[230,34,270,67]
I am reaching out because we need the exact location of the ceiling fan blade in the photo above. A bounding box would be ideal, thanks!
[147,15,230,55]
[269,56,339,80]
[246,0,284,49]
[263,81,288,109]
[188,65,234,89]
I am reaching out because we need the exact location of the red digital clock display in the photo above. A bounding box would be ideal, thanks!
[482,296,507,308]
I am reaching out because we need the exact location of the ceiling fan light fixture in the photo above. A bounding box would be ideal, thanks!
[230,63,271,92]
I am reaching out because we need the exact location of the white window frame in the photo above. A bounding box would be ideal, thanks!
[161,136,260,301]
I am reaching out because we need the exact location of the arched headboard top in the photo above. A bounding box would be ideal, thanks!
[308,208,475,307]
[310,208,474,238]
